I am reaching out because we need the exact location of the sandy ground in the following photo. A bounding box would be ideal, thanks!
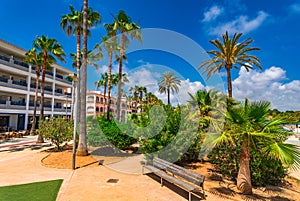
[1,143,300,201]
[42,147,300,201]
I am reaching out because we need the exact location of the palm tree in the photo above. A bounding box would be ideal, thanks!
[24,48,43,136]
[129,85,140,113]
[95,73,108,105]
[206,98,300,194]
[112,10,142,121]
[102,23,118,121]
[34,35,66,142]
[198,31,261,98]
[138,86,147,112]
[61,5,101,147]
[158,72,181,105]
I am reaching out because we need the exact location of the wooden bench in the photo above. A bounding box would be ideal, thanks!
[143,157,205,201]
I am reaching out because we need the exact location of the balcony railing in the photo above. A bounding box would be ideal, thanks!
[56,74,63,79]
[12,80,27,87]
[14,60,29,68]
[0,55,10,62]
[11,101,26,106]
[0,100,6,104]
[0,77,8,83]
[44,87,53,92]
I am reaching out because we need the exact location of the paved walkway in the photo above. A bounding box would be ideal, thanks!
[0,139,197,201]
[1,137,299,201]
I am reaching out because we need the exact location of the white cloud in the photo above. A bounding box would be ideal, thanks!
[202,5,223,22]
[290,3,300,13]
[233,66,300,111]
[95,63,128,76]
[124,67,206,105]
[209,11,269,35]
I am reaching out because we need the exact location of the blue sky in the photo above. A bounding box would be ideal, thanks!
[1,0,300,110]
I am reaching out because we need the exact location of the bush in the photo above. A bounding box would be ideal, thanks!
[208,142,286,186]
[87,115,137,150]
[38,117,73,151]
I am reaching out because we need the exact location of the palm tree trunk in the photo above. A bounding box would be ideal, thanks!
[226,65,233,98]
[103,83,106,112]
[37,58,46,143]
[167,88,170,105]
[76,27,81,125]
[237,138,252,194]
[116,32,125,121]
[77,0,88,156]
[30,69,40,136]
[76,68,81,126]
[106,51,113,121]
[139,91,143,113]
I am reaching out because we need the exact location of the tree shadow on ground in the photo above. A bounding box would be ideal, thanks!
[0,143,52,153]
[91,146,138,157]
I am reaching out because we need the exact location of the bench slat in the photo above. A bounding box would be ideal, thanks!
[153,158,205,186]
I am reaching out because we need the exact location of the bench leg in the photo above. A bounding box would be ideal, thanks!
[189,192,191,201]
[161,177,163,187]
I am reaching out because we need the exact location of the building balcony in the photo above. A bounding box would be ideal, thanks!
[0,100,26,110]
[0,79,27,91]
[0,55,30,72]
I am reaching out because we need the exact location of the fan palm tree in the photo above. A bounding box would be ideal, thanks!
[33,35,66,143]
[112,10,142,121]
[198,31,261,98]
[24,48,43,136]
[206,98,300,194]
[158,72,181,105]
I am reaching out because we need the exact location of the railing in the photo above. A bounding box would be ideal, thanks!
[0,77,8,83]
[0,100,6,104]
[14,60,29,68]
[44,87,53,92]
[44,104,52,108]
[12,80,27,87]
[11,101,26,106]
[55,89,63,94]
[56,74,63,79]
[0,55,10,62]
[30,84,41,89]
[29,102,40,107]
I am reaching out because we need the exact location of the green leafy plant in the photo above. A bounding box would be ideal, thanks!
[38,117,73,151]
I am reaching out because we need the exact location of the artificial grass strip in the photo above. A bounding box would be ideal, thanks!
[0,179,63,201]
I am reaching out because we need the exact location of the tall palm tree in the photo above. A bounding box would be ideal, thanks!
[112,10,142,121]
[95,73,108,104]
[102,23,118,121]
[199,31,261,98]
[129,85,140,113]
[61,5,101,146]
[34,36,66,143]
[24,48,43,136]
[138,86,147,112]
[206,98,300,194]
[158,72,181,105]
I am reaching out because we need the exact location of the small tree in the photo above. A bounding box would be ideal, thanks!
[38,117,73,151]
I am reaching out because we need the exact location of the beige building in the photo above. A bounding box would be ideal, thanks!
[0,40,73,132]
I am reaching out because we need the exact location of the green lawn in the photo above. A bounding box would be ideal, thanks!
[0,179,63,201]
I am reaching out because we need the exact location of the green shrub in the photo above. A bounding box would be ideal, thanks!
[208,142,286,186]
[38,117,73,151]
[87,115,137,150]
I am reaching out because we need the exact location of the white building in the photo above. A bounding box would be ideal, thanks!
[0,39,73,132]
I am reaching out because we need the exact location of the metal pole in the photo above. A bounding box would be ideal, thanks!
[72,81,77,170]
